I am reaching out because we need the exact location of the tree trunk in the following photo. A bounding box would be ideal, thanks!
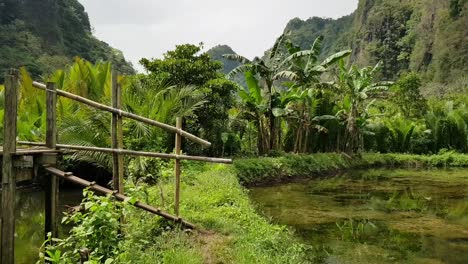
[345,105,359,153]
[256,119,264,155]
[302,124,310,153]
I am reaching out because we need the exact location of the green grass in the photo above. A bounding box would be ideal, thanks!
[118,164,310,264]
[234,152,468,185]
[39,152,468,263]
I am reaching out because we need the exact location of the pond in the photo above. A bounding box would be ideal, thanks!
[12,187,82,264]
[248,169,468,264]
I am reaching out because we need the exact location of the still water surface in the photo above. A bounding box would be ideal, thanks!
[249,169,468,263]
[13,188,82,264]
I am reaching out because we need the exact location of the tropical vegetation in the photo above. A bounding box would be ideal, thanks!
[0,0,467,263]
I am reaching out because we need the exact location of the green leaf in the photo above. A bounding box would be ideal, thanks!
[244,71,262,104]
[320,50,352,67]
[104,258,114,264]
[124,196,138,205]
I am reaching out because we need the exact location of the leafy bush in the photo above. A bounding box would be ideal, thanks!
[37,189,123,263]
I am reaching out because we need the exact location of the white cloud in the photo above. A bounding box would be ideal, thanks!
[78,0,358,72]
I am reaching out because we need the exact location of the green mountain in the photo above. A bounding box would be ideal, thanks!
[284,0,468,83]
[207,45,241,74]
[0,0,134,82]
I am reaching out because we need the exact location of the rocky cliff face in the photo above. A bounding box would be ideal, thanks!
[284,0,468,82]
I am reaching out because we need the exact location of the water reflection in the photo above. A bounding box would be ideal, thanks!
[12,187,82,264]
[249,169,468,263]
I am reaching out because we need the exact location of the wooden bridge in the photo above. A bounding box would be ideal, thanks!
[0,69,232,263]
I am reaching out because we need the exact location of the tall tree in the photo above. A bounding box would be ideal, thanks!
[140,43,236,155]
[391,72,427,118]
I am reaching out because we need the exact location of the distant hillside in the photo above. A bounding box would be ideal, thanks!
[0,0,134,82]
[285,15,354,60]
[283,0,468,83]
[207,45,241,74]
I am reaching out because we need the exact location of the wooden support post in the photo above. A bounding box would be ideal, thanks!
[45,82,58,241]
[1,69,19,264]
[174,117,182,217]
[111,71,124,194]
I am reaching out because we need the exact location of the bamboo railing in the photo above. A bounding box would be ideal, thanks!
[18,141,233,164]
[31,81,211,147]
[1,72,232,262]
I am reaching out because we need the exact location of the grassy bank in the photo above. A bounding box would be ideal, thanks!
[40,163,312,263]
[39,152,468,263]
[120,164,311,263]
[234,152,468,185]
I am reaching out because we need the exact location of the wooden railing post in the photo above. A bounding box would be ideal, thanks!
[111,71,124,194]
[174,117,182,217]
[1,69,19,264]
[45,82,58,241]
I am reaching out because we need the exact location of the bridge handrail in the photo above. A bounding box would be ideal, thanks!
[18,141,232,164]
[32,81,211,147]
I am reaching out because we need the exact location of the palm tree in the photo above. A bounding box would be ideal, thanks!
[426,101,468,153]
[385,115,416,153]
[15,58,207,169]
[233,70,269,154]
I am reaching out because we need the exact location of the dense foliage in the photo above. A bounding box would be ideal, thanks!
[1,0,467,262]
[222,33,468,155]
[0,0,134,83]
[140,44,237,156]
[38,164,312,263]
[284,0,468,83]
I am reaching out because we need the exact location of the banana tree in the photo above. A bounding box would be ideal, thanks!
[273,86,335,153]
[271,36,351,153]
[235,70,269,154]
[274,36,352,86]
[335,61,392,153]
[224,34,286,152]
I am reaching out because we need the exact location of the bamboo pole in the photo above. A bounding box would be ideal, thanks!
[44,82,59,241]
[1,69,19,264]
[17,141,233,164]
[111,72,124,194]
[44,167,196,229]
[31,81,211,147]
[174,117,182,216]
[0,149,63,156]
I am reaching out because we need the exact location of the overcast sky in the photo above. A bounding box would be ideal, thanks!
[78,0,358,71]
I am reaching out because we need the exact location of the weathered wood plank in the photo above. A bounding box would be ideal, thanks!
[44,82,58,241]
[111,72,124,193]
[1,70,19,264]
